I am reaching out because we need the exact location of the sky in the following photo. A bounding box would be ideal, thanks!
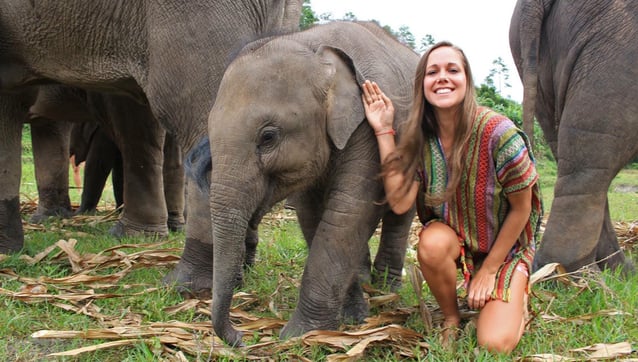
[309,0,522,102]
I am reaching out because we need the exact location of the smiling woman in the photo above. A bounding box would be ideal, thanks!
[362,40,542,353]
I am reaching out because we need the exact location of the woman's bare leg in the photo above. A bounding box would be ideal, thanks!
[417,222,462,337]
[475,264,529,353]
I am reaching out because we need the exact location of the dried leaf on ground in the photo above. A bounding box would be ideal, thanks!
[516,354,576,361]
[541,309,630,324]
[47,339,141,357]
[517,342,635,361]
[571,342,633,359]
[302,324,425,351]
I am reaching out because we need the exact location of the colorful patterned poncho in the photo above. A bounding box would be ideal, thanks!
[417,107,543,302]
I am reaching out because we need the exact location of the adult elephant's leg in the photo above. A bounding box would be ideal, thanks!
[596,200,634,274]
[77,128,118,213]
[163,180,213,298]
[535,95,637,273]
[29,119,73,222]
[372,208,414,291]
[105,95,168,237]
[0,95,25,253]
[162,133,185,232]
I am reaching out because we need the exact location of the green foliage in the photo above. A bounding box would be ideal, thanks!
[21,123,32,156]
[20,124,38,197]
[476,84,521,126]
[299,0,318,30]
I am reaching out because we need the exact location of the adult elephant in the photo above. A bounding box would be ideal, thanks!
[509,0,637,273]
[189,21,419,346]
[28,86,185,232]
[0,0,303,253]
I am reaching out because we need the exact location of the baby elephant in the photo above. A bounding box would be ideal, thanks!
[184,21,420,346]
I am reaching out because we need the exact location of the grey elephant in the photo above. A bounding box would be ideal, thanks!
[0,0,303,253]
[186,21,419,346]
[509,0,637,273]
[27,86,185,232]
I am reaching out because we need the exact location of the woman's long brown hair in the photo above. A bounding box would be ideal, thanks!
[382,41,478,206]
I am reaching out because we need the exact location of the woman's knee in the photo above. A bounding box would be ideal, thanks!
[476,273,528,354]
[417,222,459,265]
[477,329,520,354]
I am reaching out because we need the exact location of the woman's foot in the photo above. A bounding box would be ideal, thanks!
[439,320,461,348]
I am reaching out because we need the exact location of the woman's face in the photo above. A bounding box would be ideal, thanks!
[423,46,467,112]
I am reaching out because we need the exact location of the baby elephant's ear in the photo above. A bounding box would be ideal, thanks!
[317,45,365,150]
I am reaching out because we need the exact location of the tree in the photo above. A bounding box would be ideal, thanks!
[395,25,416,49]
[419,34,436,53]
[484,57,511,94]
[300,0,318,29]
[342,11,357,21]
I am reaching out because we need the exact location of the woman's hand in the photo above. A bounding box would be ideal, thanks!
[467,187,533,310]
[361,80,395,134]
[467,266,497,310]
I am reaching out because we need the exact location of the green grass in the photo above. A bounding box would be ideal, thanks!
[609,169,638,220]
[1,128,637,360]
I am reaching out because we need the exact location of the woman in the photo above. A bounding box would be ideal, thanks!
[361,41,542,353]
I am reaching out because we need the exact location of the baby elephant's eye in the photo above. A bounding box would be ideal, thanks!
[257,126,280,152]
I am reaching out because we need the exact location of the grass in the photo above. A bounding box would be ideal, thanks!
[1,128,636,360]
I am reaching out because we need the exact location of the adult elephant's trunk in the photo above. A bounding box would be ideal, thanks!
[209,172,264,347]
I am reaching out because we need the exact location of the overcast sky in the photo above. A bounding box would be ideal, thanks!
[309,0,522,102]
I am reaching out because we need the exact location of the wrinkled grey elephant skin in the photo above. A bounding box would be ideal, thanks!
[195,21,419,346]
[510,0,637,274]
[0,1,303,255]
[29,86,186,235]
[25,85,179,237]
[70,121,186,232]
